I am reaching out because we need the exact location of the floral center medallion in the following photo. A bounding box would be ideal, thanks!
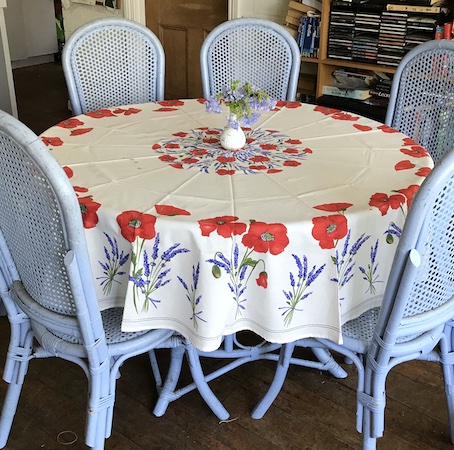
[152,128,312,175]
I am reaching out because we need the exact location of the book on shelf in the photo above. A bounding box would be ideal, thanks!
[386,4,445,13]
[322,85,373,100]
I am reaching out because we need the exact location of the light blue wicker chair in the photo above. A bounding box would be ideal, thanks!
[385,40,454,164]
[252,148,454,449]
[62,17,165,115]
[200,18,301,101]
[0,110,232,449]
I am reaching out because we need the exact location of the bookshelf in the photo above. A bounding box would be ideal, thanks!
[289,0,448,102]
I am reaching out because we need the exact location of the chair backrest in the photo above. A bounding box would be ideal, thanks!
[373,147,454,353]
[385,40,454,164]
[200,18,301,101]
[0,109,103,344]
[62,17,165,115]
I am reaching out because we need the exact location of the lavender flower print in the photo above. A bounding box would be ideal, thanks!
[280,254,325,326]
[178,263,206,331]
[207,242,265,318]
[130,232,190,313]
[331,230,370,290]
[97,232,129,295]
[359,239,382,294]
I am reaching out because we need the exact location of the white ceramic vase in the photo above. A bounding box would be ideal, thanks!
[220,122,246,151]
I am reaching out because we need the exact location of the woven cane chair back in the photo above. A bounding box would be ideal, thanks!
[63,18,165,115]
[200,18,301,101]
[386,40,454,164]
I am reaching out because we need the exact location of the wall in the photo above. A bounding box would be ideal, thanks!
[233,0,288,23]
[0,0,17,116]
[62,2,123,39]
[4,0,58,67]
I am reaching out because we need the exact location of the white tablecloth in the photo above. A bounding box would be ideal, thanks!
[41,99,433,351]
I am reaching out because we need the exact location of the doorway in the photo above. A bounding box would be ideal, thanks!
[145,0,228,99]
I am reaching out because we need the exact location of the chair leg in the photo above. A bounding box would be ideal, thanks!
[251,342,296,419]
[184,344,230,420]
[153,346,185,417]
[0,383,24,448]
[440,326,454,443]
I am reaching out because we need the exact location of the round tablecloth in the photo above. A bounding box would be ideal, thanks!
[42,99,433,351]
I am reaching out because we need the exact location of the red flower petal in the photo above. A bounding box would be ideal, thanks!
[117,210,156,242]
[311,215,348,249]
[395,160,415,171]
[314,203,353,212]
[155,205,190,216]
[353,124,373,132]
[70,128,93,136]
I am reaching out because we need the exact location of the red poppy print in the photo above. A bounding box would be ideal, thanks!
[250,165,267,170]
[378,125,398,133]
[332,112,359,121]
[57,118,84,128]
[216,169,235,176]
[173,132,188,138]
[397,185,419,208]
[303,147,313,154]
[283,102,302,109]
[113,107,141,115]
[275,100,287,108]
[314,202,353,212]
[369,192,405,216]
[78,197,101,229]
[416,167,431,177]
[158,100,184,107]
[152,144,162,150]
[217,156,236,163]
[284,148,299,154]
[205,130,220,135]
[191,149,208,156]
[353,124,373,132]
[246,137,256,144]
[70,128,93,136]
[395,160,415,171]
[159,154,177,162]
[242,222,289,255]
[181,157,199,164]
[256,271,268,288]
[170,163,183,169]
[63,166,73,178]
[155,107,178,112]
[117,210,157,242]
[155,205,190,216]
[267,169,283,174]
[285,139,302,145]
[314,105,342,115]
[203,138,219,144]
[400,145,429,158]
[74,186,89,194]
[403,137,418,146]
[311,214,348,249]
[165,143,180,149]
[260,144,277,151]
[198,216,246,238]
[41,136,63,147]
[85,109,115,119]
[250,155,270,162]
[284,160,301,167]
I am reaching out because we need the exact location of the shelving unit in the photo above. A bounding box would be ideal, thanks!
[295,0,398,99]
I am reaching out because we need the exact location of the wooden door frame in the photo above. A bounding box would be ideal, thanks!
[123,0,240,24]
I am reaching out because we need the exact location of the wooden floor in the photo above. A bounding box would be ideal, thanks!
[0,62,452,450]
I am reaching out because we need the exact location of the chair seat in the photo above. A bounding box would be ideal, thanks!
[52,307,158,345]
[342,307,380,342]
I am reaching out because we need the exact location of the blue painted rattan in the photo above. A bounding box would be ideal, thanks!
[385,40,454,164]
[62,18,165,115]
[252,147,454,449]
[200,18,301,101]
[0,111,234,449]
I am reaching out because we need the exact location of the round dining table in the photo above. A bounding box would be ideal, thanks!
[41,99,433,352]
